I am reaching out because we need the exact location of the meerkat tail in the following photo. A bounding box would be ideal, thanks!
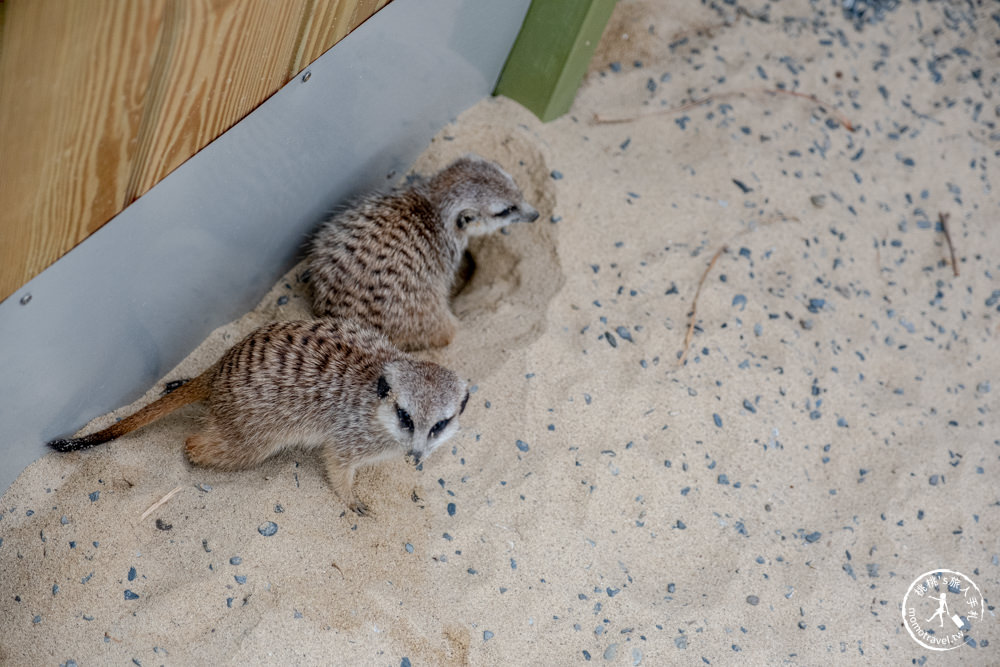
[47,370,214,453]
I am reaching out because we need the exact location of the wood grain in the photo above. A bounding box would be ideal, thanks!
[0,0,391,303]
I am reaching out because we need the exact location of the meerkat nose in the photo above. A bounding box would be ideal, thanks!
[522,206,540,223]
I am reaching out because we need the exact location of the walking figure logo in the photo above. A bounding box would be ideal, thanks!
[902,569,987,651]
[925,592,950,628]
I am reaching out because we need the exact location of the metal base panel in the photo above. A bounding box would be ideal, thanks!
[0,0,531,492]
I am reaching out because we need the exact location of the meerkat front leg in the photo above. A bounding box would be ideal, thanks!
[322,449,369,516]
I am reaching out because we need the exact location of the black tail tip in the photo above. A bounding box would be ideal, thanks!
[47,434,104,453]
[47,438,78,453]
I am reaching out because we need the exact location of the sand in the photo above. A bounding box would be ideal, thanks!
[2,1,997,664]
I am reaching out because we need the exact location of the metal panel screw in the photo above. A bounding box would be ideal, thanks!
[301,71,311,83]
[19,293,31,305]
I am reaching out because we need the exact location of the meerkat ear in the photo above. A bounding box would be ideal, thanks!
[460,391,470,415]
[456,209,478,230]
[377,375,391,399]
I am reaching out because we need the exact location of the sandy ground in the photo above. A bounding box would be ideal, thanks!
[2,1,998,664]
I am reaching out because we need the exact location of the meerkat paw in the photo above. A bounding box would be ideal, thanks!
[349,499,372,517]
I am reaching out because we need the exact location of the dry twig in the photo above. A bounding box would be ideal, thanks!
[939,212,959,277]
[677,216,799,365]
[594,87,856,131]
[679,245,727,366]
[140,485,184,521]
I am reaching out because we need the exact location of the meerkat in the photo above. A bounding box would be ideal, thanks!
[307,154,540,351]
[48,319,469,516]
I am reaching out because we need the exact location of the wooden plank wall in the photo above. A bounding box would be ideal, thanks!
[0,0,391,303]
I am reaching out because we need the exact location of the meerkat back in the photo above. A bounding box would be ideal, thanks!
[307,154,540,351]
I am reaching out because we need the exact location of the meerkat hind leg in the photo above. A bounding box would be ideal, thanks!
[185,428,230,469]
[185,420,267,471]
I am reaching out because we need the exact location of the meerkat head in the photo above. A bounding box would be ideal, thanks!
[428,154,540,241]
[375,359,470,466]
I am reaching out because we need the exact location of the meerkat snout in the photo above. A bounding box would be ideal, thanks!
[376,359,470,467]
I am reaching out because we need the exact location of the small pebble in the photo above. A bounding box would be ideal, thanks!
[124,590,139,600]
[746,595,760,606]
[516,439,530,452]
[230,556,242,566]
[807,298,826,313]
[483,630,494,641]
[550,170,563,180]
[603,643,618,661]
[257,521,278,537]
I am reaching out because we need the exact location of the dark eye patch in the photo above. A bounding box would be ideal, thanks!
[429,417,452,438]
[494,205,517,218]
[377,376,391,399]
[396,406,414,432]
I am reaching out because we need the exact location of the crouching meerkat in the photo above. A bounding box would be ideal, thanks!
[48,319,469,516]
[307,154,540,351]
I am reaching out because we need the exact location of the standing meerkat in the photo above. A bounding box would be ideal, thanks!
[307,154,540,351]
[48,319,469,516]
